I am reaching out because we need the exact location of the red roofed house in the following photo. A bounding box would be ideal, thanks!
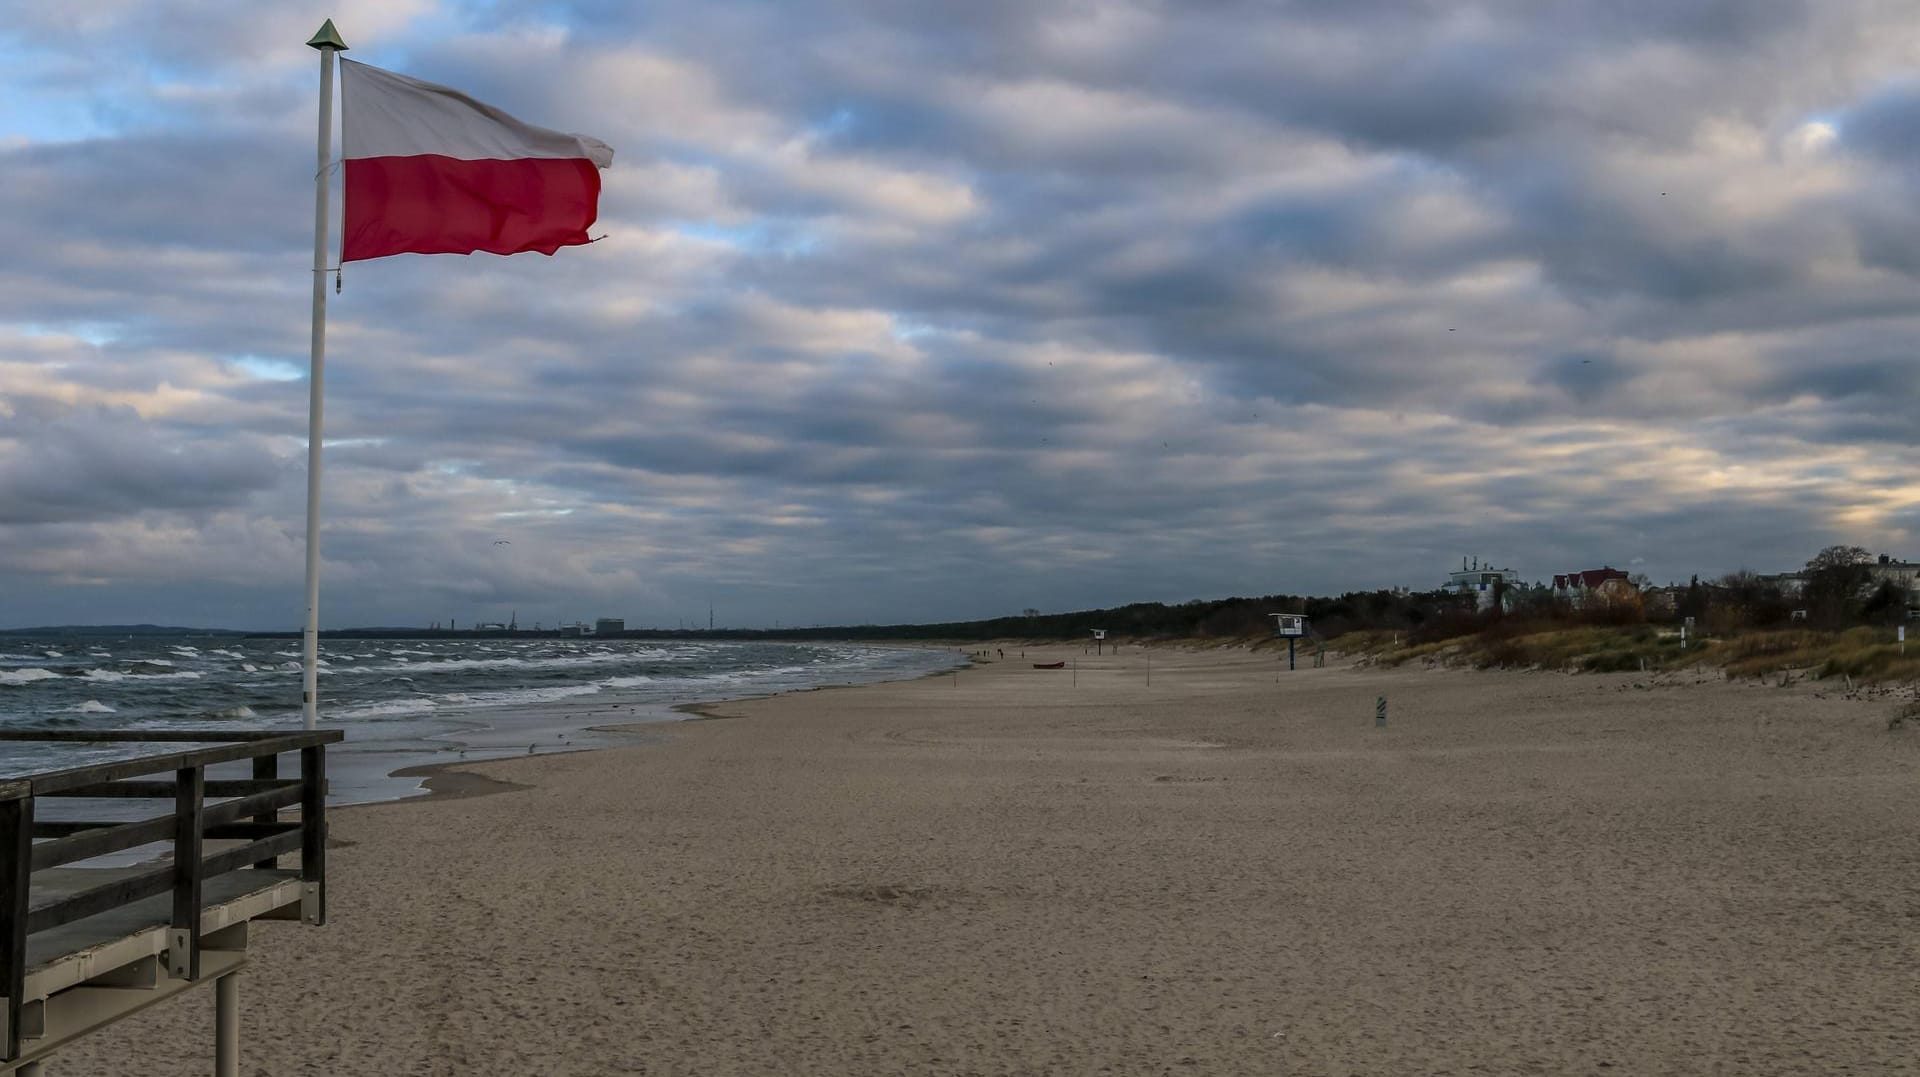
[1552,567,1636,609]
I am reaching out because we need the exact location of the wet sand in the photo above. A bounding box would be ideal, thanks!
[54,645,1920,1075]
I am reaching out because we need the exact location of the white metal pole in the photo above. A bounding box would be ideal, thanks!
[303,26,344,731]
[215,972,240,1077]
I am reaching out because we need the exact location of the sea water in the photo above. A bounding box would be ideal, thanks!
[0,636,959,802]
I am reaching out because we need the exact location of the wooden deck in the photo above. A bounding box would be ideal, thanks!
[0,729,340,1074]
[6,868,301,1074]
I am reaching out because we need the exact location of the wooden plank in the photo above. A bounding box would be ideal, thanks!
[202,784,302,829]
[203,821,299,841]
[1,788,30,1061]
[23,863,172,936]
[201,831,303,881]
[170,767,203,981]
[0,730,340,744]
[23,734,340,797]
[42,779,299,800]
[31,820,159,839]
[31,815,175,872]
[32,784,299,871]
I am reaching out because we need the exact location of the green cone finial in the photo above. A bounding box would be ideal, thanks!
[308,19,348,51]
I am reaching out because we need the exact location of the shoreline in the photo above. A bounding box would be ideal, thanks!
[316,637,975,806]
[351,645,967,806]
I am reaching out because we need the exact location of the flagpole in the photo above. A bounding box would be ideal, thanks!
[303,21,347,731]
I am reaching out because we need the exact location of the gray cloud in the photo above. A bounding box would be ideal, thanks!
[2,1,1919,629]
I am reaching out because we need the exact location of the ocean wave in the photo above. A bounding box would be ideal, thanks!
[330,682,602,721]
[601,675,655,688]
[70,700,116,714]
[344,651,642,676]
[208,648,243,659]
[84,668,205,682]
[0,668,60,686]
[133,658,175,668]
[205,705,258,720]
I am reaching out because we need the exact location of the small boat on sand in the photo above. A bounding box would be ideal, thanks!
[1032,661,1066,669]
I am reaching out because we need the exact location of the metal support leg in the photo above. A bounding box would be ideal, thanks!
[215,973,238,1077]
[18,1061,42,1077]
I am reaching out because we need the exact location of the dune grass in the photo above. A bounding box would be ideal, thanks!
[1326,623,1919,683]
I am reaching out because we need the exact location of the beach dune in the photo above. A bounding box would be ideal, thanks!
[56,645,1920,1074]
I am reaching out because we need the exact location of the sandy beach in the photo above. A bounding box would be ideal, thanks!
[54,644,1920,1075]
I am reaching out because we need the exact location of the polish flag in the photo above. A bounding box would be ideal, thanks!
[340,60,613,262]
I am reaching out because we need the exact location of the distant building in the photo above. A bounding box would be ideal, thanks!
[1553,567,1635,609]
[1445,556,1524,610]
[1760,572,1808,596]
[594,618,625,636]
[1764,559,1917,605]
[1869,558,1920,599]
[559,623,585,637]
[1642,587,1683,618]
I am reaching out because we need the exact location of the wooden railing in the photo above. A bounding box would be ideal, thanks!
[0,728,341,1062]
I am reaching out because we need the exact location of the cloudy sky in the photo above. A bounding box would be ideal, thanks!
[4,1,1919,630]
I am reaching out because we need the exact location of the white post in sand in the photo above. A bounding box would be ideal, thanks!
[302,21,347,731]
[215,973,239,1077]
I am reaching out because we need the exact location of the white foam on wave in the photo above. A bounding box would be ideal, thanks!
[70,700,116,714]
[241,663,258,672]
[208,648,243,659]
[330,682,602,721]
[43,649,63,658]
[84,668,205,682]
[348,651,638,676]
[275,650,301,658]
[0,668,60,685]
[209,705,257,720]
[601,675,654,688]
[135,658,175,667]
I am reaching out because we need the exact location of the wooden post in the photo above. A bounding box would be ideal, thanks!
[300,747,327,926]
[251,751,280,870]
[1,781,31,1062]
[170,766,204,981]
[1288,637,1295,671]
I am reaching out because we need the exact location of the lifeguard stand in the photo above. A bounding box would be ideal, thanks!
[1271,613,1309,670]
[0,728,341,1076]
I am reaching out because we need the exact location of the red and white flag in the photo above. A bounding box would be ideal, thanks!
[339,60,613,261]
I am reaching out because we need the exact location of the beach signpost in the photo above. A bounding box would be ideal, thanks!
[1271,613,1307,670]
[296,21,613,728]
[1092,628,1107,656]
